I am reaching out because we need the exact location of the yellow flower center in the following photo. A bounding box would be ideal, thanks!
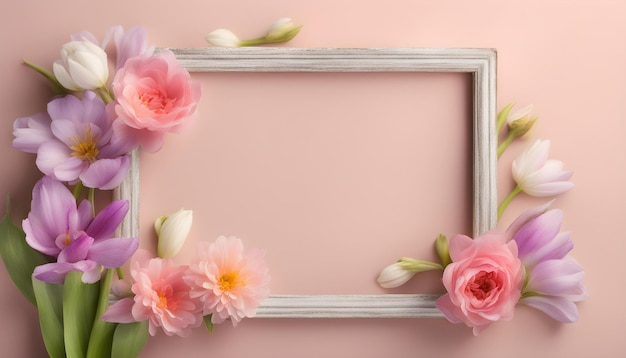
[218,271,245,292]
[69,127,99,162]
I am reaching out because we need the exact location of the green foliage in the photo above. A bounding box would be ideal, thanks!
[63,271,100,358]
[33,278,65,358]
[0,197,49,305]
[111,321,149,358]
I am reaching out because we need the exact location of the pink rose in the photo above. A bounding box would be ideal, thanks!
[435,233,523,335]
[112,49,201,153]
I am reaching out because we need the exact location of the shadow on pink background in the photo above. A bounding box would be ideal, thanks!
[1,1,624,357]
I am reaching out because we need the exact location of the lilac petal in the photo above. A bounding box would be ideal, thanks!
[513,209,564,266]
[12,113,53,153]
[24,177,76,255]
[101,297,136,323]
[71,30,98,44]
[47,94,84,122]
[115,26,152,69]
[50,119,83,145]
[506,200,554,238]
[526,257,586,297]
[54,157,87,182]
[23,218,60,256]
[80,156,131,190]
[33,260,97,284]
[81,265,103,283]
[76,199,93,231]
[520,295,579,323]
[36,141,72,177]
[58,233,94,263]
[87,200,129,240]
[79,91,107,125]
[88,237,139,268]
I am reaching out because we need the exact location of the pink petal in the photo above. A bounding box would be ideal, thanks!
[435,294,464,324]
[447,234,474,261]
[101,298,137,323]
[520,295,579,323]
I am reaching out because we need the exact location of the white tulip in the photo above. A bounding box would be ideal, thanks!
[53,39,109,91]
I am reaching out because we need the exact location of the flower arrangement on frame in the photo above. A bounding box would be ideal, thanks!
[377,104,587,335]
[0,16,587,357]
[0,20,300,357]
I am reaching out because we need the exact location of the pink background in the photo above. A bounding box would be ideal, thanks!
[1,1,624,357]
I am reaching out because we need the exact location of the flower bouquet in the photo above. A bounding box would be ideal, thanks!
[0,25,271,357]
[377,104,587,335]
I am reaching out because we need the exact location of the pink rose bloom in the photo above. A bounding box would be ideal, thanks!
[112,49,201,153]
[102,250,202,337]
[436,233,524,335]
[185,236,271,326]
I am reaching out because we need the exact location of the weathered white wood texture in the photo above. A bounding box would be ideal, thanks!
[115,47,497,319]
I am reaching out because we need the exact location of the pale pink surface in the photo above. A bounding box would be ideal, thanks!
[1,1,625,357]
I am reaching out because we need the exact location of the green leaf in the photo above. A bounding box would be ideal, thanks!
[0,196,50,305]
[63,271,100,358]
[86,270,117,358]
[32,278,65,358]
[203,314,215,333]
[111,321,149,358]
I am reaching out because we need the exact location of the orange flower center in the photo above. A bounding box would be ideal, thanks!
[69,127,99,162]
[139,89,173,115]
[156,287,177,310]
[218,271,245,292]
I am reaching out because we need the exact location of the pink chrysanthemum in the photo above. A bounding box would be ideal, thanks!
[185,236,270,326]
[129,250,202,337]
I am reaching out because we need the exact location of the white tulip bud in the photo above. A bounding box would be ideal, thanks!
[205,29,242,47]
[155,209,193,258]
[53,39,109,91]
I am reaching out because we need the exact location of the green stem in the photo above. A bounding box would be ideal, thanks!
[116,267,124,280]
[498,185,522,220]
[497,132,515,158]
[72,182,84,201]
[88,187,95,217]
[96,87,114,104]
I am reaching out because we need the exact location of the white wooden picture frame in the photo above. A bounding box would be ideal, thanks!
[115,47,497,318]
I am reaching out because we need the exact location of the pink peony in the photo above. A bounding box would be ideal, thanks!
[436,233,524,335]
[112,49,201,153]
[185,236,271,326]
[103,250,202,337]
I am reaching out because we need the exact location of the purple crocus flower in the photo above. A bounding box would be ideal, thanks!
[12,91,131,190]
[22,176,138,284]
[506,202,587,323]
